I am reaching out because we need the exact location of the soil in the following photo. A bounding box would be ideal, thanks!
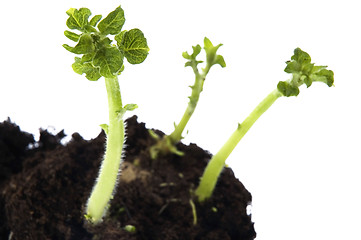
[0,116,256,240]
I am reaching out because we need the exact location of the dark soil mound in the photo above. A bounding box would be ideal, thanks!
[0,116,256,240]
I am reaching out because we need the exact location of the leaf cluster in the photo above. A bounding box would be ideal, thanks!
[277,48,334,96]
[182,37,226,74]
[63,6,149,81]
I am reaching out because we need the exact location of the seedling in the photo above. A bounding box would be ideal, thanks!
[150,37,225,157]
[195,47,334,202]
[63,6,149,223]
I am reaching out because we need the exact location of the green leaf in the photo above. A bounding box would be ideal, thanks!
[72,57,101,81]
[123,103,138,111]
[114,30,126,47]
[277,81,300,97]
[118,65,125,75]
[98,37,112,49]
[182,51,191,59]
[284,61,301,73]
[63,34,95,54]
[90,15,102,27]
[83,63,102,81]
[183,45,203,68]
[322,69,334,87]
[72,57,84,74]
[117,104,138,119]
[292,48,311,65]
[81,53,95,63]
[93,46,124,78]
[311,69,334,87]
[98,6,125,35]
[183,45,202,60]
[203,37,225,67]
[215,55,226,68]
[84,25,97,33]
[118,29,149,64]
[64,30,80,42]
[203,37,214,49]
[312,65,328,72]
[284,48,313,74]
[66,8,91,31]
[304,76,312,88]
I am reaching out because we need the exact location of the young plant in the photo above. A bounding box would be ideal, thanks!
[63,6,149,223]
[150,37,226,158]
[195,48,334,202]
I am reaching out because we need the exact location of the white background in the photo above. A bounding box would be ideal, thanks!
[1,0,360,239]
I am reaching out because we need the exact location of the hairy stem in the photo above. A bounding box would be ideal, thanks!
[195,89,283,202]
[86,76,124,223]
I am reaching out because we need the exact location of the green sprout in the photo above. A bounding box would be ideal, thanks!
[124,224,137,233]
[195,48,334,202]
[150,37,226,158]
[63,6,149,223]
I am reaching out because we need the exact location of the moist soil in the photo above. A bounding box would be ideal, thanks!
[0,116,256,240]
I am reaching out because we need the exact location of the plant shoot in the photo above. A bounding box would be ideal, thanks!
[150,37,226,158]
[195,48,334,202]
[63,6,149,223]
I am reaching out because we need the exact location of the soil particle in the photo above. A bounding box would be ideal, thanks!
[0,116,256,240]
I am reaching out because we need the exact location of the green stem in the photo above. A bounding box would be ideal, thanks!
[195,89,283,202]
[169,64,210,144]
[85,76,124,223]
